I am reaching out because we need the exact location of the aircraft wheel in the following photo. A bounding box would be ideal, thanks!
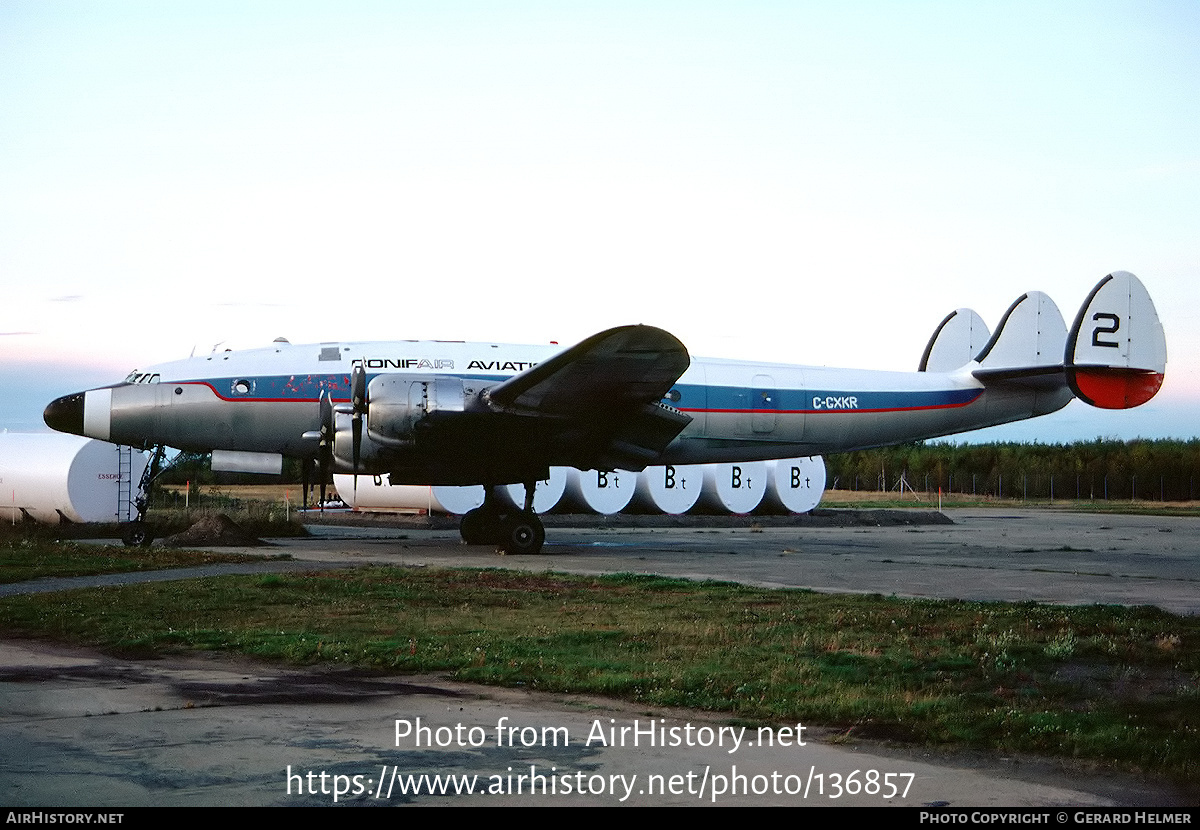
[121,522,154,548]
[459,508,496,545]
[498,512,545,555]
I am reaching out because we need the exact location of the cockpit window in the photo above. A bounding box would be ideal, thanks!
[124,372,161,384]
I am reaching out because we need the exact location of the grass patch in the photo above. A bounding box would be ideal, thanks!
[0,564,1196,780]
[0,538,274,584]
[0,502,308,545]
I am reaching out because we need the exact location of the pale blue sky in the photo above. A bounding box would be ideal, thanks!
[2,2,1197,439]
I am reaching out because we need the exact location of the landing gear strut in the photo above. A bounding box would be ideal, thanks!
[459,482,546,555]
[121,445,168,547]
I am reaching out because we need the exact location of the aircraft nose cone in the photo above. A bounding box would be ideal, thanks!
[43,392,86,436]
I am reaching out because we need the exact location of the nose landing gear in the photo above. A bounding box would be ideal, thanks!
[120,445,169,547]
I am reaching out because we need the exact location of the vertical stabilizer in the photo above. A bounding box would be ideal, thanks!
[974,291,1066,374]
[919,308,991,372]
[1065,272,1166,409]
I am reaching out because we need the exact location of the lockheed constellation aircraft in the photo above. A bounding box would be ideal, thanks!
[44,272,1166,553]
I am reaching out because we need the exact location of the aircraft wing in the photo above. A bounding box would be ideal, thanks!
[486,324,690,414]
[481,325,693,470]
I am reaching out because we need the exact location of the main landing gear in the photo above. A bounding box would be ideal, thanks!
[458,482,546,555]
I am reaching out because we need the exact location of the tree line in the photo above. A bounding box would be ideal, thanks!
[159,439,1200,502]
[824,439,1200,501]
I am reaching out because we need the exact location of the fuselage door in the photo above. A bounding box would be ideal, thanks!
[752,374,776,434]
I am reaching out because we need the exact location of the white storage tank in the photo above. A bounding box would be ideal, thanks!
[0,432,147,523]
[334,469,568,516]
[430,484,488,516]
[697,461,768,514]
[563,468,636,515]
[761,456,826,514]
[630,464,703,514]
[496,467,567,514]
[333,474,486,515]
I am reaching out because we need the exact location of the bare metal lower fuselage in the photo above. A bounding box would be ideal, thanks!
[39,271,1166,554]
[73,347,1069,484]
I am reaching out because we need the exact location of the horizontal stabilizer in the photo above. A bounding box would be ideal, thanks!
[918,308,991,372]
[972,292,1066,385]
[1065,272,1166,409]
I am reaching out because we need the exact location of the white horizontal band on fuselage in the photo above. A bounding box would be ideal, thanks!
[83,388,112,442]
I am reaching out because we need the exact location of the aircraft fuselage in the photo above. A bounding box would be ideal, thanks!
[53,337,1069,485]
[40,272,1167,553]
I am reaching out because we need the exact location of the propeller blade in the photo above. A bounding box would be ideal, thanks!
[318,390,334,506]
[352,412,363,471]
[351,414,362,496]
[301,457,312,510]
[350,363,367,485]
[351,363,367,411]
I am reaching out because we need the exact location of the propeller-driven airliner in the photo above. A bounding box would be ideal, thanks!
[44,272,1166,553]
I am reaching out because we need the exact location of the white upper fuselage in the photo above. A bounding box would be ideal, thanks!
[46,272,1164,487]
[96,336,1062,467]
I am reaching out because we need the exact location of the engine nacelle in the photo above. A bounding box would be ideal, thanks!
[367,375,468,445]
[331,375,469,471]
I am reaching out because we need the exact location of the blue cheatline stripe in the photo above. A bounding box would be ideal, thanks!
[165,373,981,413]
[167,372,510,402]
[675,384,981,414]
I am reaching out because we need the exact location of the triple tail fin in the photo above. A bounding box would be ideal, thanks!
[964,273,1166,408]
[918,308,990,372]
[1065,271,1166,409]
[971,291,1067,387]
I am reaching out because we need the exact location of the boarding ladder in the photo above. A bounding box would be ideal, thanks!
[117,445,135,522]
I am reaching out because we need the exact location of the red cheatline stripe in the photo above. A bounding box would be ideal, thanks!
[681,399,981,415]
